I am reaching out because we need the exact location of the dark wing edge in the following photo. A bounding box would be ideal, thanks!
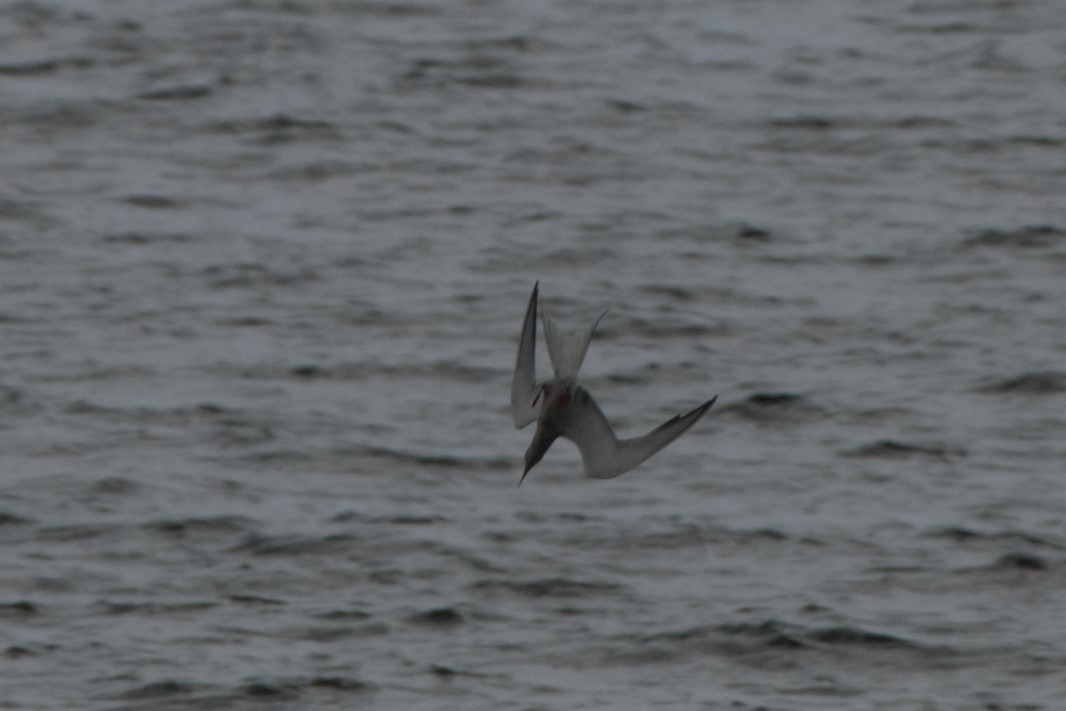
[510,282,540,429]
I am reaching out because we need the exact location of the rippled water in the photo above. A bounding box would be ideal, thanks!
[2,0,1065,709]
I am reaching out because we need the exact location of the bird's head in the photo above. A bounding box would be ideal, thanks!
[519,436,551,487]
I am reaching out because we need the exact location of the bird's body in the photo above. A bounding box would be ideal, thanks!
[511,283,716,485]
[522,377,576,473]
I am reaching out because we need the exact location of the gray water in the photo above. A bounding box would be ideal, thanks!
[2,0,1065,708]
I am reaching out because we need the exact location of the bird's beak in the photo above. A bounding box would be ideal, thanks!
[518,464,531,487]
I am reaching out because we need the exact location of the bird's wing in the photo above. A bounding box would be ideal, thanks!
[541,306,607,380]
[511,282,540,429]
[561,387,717,479]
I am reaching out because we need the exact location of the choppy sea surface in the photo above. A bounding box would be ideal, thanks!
[1,0,1065,709]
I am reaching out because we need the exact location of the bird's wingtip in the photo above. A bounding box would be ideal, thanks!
[689,396,718,416]
[695,395,718,416]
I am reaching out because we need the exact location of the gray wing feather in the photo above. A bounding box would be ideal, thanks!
[542,307,606,379]
[510,283,540,429]
[562,387,716,478]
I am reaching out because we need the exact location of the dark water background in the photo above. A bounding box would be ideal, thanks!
[1,0,1065,708]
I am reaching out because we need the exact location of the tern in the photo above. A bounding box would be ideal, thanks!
[511,283,716,485]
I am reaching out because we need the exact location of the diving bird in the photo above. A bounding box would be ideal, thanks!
[511,282,716,485]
